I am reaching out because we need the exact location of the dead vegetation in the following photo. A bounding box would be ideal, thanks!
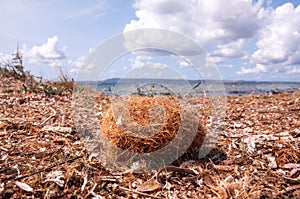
[0,63,299,198]
[0,48,73,96]
[100,96,206,154]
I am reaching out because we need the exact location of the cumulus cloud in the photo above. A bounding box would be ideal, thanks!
[210,56,225,64]
[68,56,86,74]
[286,66,300,74]
[129,55,167,69]
[0,44,28,64]
[219,64,234,68]
[135,55,152,61]
[68,56,86,68]
[236,64,267,74]
[252,3,300,66]
[123,28,201,56]
[125,0,300,78]
[178,60,190,68]
[0,53,13,64]
[26,36,66,67]
[212,39,246,58]
[124,0,264,45]
[129,55,151,69]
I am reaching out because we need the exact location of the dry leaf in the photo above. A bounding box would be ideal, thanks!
[116,117,122,125]
[223,175,234,184]
[164,181,172,191]
[214,164,235,172]
[290,168,300,177]
[266,156,277,169]
[203,174,214,186]
[283,176,300,184]
[15,181,34,192]
[0,183,4,195]
[282,163,300,169]
[242,136,256,153]
[91,193,104,199]
[136,178,161,192]
[44,170,65,187]
[52,138,68,145]
[41,125,72,133]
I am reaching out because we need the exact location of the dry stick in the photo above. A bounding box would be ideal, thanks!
[40,107,56,126]
[118,186,163,199]
[156,166,198,184]
[4,155,83,183]
[84,183,97,199]
[277,184,300,197]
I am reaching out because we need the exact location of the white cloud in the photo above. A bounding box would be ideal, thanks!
[129,55,167,69]
[220,64,234,68]
[135,55,152,61]
[26,36,66,67]
[48,60,64,68]
[236,64,267,74]
[123,0,266,68]
[123,28,201,56]
[0,52,13,64]
[210,56,225,64]
[212,39,246,58]
[124,0,300,79]
[252,3,300,66]
[124,0,264,45]
[178,60,190,68]
[286,66,300,74]
[129,56,147,69]
[152,62,168,69]
[88,47,95,54]
[0,44,27,65]
[68,56,86,74]
[68,56,86,68]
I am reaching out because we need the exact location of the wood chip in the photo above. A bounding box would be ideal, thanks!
[14,181,34,192]
[136,178,161,192]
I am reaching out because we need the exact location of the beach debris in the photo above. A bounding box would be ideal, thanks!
[116,116,122,125]
[136,178,161,192]
[41,125,72,133]
[14,181,34,192]
[266,155,277,169]
[1,74,299,198]
[0,183,4,195]
[100,96,206,155]
[43,170,65,187]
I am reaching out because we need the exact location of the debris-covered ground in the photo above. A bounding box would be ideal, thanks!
[0,75,299,198]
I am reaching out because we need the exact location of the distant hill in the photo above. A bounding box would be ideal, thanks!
[100,78,210,85]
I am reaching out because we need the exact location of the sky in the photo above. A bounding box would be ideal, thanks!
[1,0,300,81]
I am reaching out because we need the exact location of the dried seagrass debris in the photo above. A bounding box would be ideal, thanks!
[100,96,206,154]
[1,73,300,198]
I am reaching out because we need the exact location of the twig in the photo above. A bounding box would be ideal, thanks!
[276,184,300,197]
[40,107,56,126]
[0,146,8,152]
[119,186,163,199]
[156,166,198,184]
[98,176,120,182]
[4,155,83,183]
[81,174,88,192]
[84,183,97,199]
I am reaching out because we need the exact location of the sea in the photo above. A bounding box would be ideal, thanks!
[91,78,300,97]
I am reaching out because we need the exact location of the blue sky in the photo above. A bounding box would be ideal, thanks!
[1,0,300,81]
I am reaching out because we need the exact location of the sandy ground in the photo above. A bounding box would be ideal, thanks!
[0,76,299,198]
